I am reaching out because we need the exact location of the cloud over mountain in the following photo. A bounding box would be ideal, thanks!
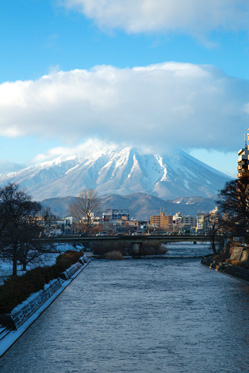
[0,145,230,201]
[61,0,249,35]
[0,62,248,153]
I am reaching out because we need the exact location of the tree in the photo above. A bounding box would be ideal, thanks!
[217,177,249,241]
[205,207,222,254]
[69,189,101,235]
[16,218,45,271]
[39,206,56,237]
[0,183,44,275]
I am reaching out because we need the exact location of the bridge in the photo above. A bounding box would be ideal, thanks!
[36,234,221,258]
[37,234,212,244]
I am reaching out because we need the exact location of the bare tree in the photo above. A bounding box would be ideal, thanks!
[205,207,222,254]
[69,189,101,235]
[217,177,249,241]
[16,217,45,271]
[0,183,44,275]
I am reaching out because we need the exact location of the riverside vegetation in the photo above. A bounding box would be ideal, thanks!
[0,250,82,314]
[202,176,249,280]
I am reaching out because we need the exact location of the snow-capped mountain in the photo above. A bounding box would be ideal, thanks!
[0,146,231,200]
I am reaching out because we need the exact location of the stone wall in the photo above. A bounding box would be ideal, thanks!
[11,279,63,329]
[201,255,249,283]
[229,246,244,260]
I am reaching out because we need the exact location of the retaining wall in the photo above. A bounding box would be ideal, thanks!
[201,256,249,283]
[0,256,88,330]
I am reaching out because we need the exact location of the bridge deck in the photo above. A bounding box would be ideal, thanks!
[35,234,219,245]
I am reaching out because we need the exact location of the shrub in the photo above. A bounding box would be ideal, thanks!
[0,250,83,314]
[104,251,123,260]
[91,241,129,256]
[141,243,167,255]
[91,241,167,257]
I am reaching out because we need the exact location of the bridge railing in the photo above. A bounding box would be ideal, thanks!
[33,234,222,246]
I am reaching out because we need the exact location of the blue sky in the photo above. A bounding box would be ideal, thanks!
[1,0,249,176]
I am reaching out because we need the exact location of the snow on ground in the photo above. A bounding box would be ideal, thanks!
[0,243,85,284]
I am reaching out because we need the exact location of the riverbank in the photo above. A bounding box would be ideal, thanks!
[201,241,249,283]
[0,256,90,358]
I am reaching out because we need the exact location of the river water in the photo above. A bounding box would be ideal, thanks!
[1,242,249,372]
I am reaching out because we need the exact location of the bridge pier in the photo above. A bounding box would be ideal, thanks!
[132,242,142,258]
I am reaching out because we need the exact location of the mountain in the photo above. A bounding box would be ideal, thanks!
[42,193,217,220]
[0,145,231,201]
[0,160,25,174]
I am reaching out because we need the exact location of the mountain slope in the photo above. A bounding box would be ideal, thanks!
[0,146,231,200]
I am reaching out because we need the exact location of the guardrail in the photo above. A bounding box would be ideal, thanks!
[0,326,10,341]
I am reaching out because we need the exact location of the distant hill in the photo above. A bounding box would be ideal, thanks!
[42,193,217,220]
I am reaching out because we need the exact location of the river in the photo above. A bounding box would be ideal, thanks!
[1,242,249,372]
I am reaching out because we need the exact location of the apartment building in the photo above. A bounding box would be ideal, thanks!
[150,211,173,230]
[238,131,249,179]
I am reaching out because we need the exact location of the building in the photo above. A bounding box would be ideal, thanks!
[172,212,182,231]
[181,215,197,233]
[196,213,209,234]
[181,215,196,227]
[150,211,173,231]
[238,131,249,179]
[102,209,129,222]
[101,209,132,233]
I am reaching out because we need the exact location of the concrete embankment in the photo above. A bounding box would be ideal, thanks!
[201,255,249,283]
[0,255,90,357]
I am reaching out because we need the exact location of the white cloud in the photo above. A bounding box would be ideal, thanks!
[32,138,118,163]
[61,0,249,35]
[0,62,248,153]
